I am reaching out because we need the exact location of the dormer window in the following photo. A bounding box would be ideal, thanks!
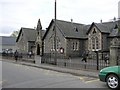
[76,28,78,32]
[114,24,118,29]
[74,27,78,32]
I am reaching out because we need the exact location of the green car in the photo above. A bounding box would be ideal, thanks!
[99,66,120,89]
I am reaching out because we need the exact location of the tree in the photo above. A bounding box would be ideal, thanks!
[10,31,19,37]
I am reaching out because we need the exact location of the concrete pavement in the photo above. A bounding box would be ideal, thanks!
[1,57,99,78]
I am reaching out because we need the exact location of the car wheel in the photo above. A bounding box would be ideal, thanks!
[106,74,120,89]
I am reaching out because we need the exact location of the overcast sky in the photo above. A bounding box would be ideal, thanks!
[0,0,120,36]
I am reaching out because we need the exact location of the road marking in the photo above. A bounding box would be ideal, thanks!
[79,77,85,81]
[78,76,88,82]
[78,76,99,83]
[85,79,99,83]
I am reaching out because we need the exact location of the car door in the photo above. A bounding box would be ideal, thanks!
[119,66,120,76]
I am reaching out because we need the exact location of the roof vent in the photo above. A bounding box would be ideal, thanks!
[74,27,78,32]
[113,17,116,22]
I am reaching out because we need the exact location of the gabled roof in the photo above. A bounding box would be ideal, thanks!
[87,22,116,34]
[109,28,120,37]
[16,27,46,42]
[16,27,36,42]
[43,19,88,39]
[109,24,120,37]
[0,36,16,45]
[43,19,120,40]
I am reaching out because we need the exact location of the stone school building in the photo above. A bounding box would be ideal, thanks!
[16,22,46,57]
[16,19,120,59]
[43,19,120,58]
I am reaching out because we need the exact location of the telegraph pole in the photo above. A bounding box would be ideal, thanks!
[54,0,57,65]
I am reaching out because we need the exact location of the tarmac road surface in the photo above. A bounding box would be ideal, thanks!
[1,61,109,89]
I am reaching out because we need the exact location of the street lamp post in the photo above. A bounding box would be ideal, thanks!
[54,0,57,65]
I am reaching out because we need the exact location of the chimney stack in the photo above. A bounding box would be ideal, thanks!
[100,19,102,23]
[71,19,73,23]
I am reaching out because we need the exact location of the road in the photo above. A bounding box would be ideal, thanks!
[1,61,109,89]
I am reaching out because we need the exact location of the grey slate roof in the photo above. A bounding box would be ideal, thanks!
[16,28,36,42]
[17,20,119,42]
[56,20,87,39]
[16,27,45,42]
[109,28,120,37]
[95,23,111,33]
[23,28,36,42]
[87,21,120,37]
[99,22,116,33]
[1,36,16,45]
[44,19,88,39]
[87,22,116,34]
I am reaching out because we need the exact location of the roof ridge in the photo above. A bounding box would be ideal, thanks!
[21,27,35,30]
[0,36,16,38]
[53,19,85,25]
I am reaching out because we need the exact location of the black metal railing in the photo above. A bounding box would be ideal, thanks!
[41,53,110,70]
[1,53,35,63]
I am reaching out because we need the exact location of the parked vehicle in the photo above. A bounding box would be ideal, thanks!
[99,66,120,89]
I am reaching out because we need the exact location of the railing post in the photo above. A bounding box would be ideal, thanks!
[97,51,99,70]
[95,51,99,70]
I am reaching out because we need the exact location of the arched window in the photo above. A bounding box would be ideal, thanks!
[91,36,100,51]
[72,41,79,51]
[76,42,79,50]
[73,42,75,50]
[56,36,61,51]
[49,36,61,52]
[96,37,99,49]
[91,37,95,50]
[48,35,54,51]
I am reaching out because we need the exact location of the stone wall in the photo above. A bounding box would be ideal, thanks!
[110,38,120,66]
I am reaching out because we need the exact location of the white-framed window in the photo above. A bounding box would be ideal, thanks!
[56,37,61,51]
[91,36,100,51]
[73,42,75,50]
[76,42,79,50]
[72,41,79,51]
[49,36,61,52]
[91,37,95,50]
[96,37,99,49]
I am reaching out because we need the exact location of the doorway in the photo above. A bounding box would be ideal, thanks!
[37,44,40,55]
